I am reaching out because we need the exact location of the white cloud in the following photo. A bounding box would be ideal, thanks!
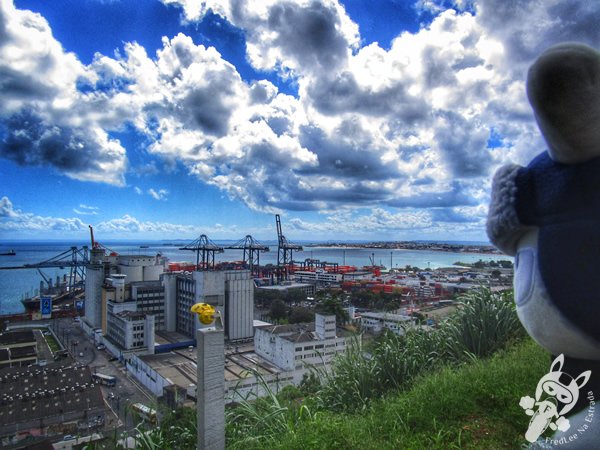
[73,204,99,215]
[4,0,600,238]
[0,196,222,237]
[148,188,169,201]
[95,214,203,235]
[0,196,87,231]
[161,0,359,76]
[0,0,127,185]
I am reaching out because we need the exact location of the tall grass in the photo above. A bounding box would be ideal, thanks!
[315,288,525,411]
[442,288,524,361]
[226,372,318,448]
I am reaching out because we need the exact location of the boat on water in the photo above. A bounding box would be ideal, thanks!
[21,287,84,311]
[0,249,16,256]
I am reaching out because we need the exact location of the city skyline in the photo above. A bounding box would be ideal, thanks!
[1,0,598,242]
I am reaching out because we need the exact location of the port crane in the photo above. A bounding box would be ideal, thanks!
[225,235,270,275]
[276,214,302,278]
[0,246,90,293]
[179,234,224,270]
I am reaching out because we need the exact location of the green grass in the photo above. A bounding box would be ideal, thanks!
[45,334,60,353]
[313,288,526,413]
[230,338,549,449]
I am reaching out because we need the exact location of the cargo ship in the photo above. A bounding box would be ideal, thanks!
[0,249,16,256]
[21,274,84,312]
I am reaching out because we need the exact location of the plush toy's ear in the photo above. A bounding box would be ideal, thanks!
[527,42,600,164]
[550,354,565,373]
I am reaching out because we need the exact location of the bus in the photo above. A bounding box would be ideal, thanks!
[92,373,117,387]
[131,403,157,424]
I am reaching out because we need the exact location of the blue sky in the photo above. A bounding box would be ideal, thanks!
[1,0,599,242]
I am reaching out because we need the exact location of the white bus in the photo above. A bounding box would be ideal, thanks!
[131,403,157,424]
[92,373,117,387]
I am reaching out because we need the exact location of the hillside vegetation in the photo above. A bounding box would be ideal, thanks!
[226,288,548,449]
[228,338,548,449]
[105,288,549,449]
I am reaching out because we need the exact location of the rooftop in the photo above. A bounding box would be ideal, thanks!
[0,330,35,346]
[360,312,413,322]
[0,362,104,427]
[139,347,282,387]
[116,310,147,320]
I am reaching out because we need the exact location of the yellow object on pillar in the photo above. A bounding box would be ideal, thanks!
[190,303,216,325]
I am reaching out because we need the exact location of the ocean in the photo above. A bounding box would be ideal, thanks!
[0,240,510,315]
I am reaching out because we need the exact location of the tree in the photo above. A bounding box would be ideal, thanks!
[351,290,376,308]
[269,299,288,322]
[289,307,314,324]
[255,288,281,308]
[316,296,349,325]
[285,288,306,305]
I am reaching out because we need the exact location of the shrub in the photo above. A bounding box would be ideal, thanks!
[315,288,525,411]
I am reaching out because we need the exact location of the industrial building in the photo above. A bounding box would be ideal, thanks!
[256,282,315,298]
[293,269,342,284]
[359,311,415,335]
[127,315,349,406]
[126,344,294,406]
[162,269,254,341]
[254,314,347,371]
[84,249,167,330]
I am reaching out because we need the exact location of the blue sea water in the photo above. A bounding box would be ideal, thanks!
[0,240,510,315]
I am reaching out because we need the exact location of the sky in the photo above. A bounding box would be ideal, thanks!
[1,0,599,243]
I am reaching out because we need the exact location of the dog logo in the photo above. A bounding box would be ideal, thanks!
[520,354,591,443]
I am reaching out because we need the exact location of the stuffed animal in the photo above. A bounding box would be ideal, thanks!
[487,42,600,444]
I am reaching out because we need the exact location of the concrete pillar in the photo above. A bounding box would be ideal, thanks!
[196,327,225,450]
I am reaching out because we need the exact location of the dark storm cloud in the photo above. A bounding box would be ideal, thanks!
[181,88,233,136]
[0,109,115,173]
[387,181,477,208]
[434,110,491,178]
[298,123,397,180]
[0,66,55,101]
[308,71,429,122]
[267,1,349,70]
[262,180,389,211]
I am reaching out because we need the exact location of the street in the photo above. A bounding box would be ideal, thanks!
[51,317,157,436]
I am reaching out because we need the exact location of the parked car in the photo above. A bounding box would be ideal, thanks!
[96,344,106,350]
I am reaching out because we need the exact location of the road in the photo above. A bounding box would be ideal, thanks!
[52,317,157,436]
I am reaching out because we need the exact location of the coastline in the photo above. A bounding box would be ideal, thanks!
[306,241,502,255]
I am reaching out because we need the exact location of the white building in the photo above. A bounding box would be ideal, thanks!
[360,312,414,335]
[106,310,155,354]
[95,275,157,356]
[293,270,342,284]
[254,313,346,371]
